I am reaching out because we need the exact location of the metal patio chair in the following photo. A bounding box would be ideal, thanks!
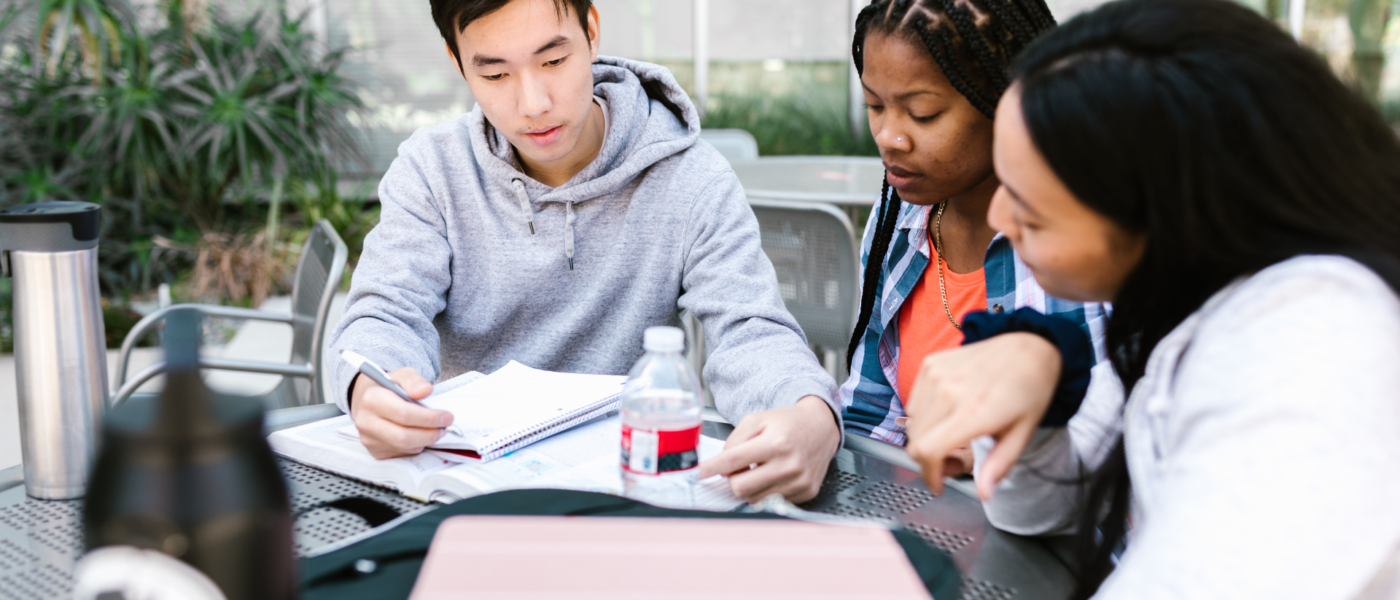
[111,219,348,409]
[749,198,860,382]
[699,128,759,162]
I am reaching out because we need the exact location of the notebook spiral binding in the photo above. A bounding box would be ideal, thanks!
[478,394,622,462]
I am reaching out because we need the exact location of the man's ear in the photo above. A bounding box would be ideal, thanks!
[587,5,600,61]
[446,41,466,79]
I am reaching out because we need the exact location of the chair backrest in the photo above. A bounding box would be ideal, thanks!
[287,220,348,406]
[699,128,759,162]
[748,198,859,369]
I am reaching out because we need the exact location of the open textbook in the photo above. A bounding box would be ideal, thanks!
[268,414,744,511]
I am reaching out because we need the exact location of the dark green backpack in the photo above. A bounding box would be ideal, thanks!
[299,489,961,599]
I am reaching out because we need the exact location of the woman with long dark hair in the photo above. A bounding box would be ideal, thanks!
[902,0,1400,597]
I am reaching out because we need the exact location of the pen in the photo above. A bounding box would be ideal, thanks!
[340,350,465,438]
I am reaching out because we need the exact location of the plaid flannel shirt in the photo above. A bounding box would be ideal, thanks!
[840,195,1110,446]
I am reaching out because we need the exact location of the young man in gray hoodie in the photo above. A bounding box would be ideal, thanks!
[328,0,841,503]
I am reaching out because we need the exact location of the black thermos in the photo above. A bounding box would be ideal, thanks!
[83,308,296,599]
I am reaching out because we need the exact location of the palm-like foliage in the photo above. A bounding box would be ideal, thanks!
[77,28,179,225]
[271,10,367,184]
[34,0,130,80]
[0,0,365,297]
[0,38,91,205]
[169,14,303,229]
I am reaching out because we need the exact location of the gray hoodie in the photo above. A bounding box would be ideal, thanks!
[329,56,840,428]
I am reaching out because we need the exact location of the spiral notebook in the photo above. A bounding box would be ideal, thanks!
[337,361,627,461]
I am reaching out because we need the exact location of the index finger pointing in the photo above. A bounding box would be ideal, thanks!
[906,417,976,496]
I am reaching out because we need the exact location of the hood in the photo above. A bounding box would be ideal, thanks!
[466,56,702,269]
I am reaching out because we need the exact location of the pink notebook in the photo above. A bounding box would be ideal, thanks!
[409,515,934,599]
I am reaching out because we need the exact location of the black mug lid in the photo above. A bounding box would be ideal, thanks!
[0,201,101,257]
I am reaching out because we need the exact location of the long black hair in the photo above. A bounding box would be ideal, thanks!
[846,0,1057,369]
[1012,0,1400,596]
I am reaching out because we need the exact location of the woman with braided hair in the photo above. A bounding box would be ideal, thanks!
[840,0,1108,471]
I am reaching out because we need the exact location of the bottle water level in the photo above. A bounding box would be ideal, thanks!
[621,392,701,508]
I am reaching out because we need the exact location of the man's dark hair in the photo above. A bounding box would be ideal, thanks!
[845,0,1057,371]
[431,0,594,69]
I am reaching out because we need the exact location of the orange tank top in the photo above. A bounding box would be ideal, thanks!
[896,243,987,402]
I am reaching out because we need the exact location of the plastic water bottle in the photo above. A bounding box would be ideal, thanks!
[621,326,703,508]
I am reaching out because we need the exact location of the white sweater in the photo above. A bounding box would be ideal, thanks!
[973,256,1400,599]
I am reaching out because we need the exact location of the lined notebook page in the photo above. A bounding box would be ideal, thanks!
[424,361,627,451]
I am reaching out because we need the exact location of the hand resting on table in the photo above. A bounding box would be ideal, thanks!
[698,396,841,504]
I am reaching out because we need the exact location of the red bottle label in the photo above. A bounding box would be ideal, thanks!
[621,425,700,475]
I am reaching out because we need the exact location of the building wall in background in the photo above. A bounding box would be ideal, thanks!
[600,0,1105,61]
[304,0,1111,177]
[180,0,1400,180]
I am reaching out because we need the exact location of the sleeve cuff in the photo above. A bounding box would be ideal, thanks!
[333,345,422,415]
[769,377,844,448]
[961,308,1095,428]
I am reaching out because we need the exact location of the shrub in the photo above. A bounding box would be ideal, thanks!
[0,0,365,297]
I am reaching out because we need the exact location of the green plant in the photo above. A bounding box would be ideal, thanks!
[287,172,380,268]
[688,61,879,157]
[0,34,93,205]
[702,92,879,157]
[165,9,364,229]
[0,0,365,298]
[101,298,145,349]
[34,0,129,80]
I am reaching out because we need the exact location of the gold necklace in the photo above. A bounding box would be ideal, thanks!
[931,201,961,330]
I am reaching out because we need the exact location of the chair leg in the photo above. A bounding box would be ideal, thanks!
[822,349,840,382]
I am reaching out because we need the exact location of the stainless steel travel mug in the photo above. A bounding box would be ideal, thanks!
[0,201,108,499]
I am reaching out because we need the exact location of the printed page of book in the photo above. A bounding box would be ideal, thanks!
[277,414,742,510]
[268,416,469,501]
[523,432,743,512]
[429,416,620,499]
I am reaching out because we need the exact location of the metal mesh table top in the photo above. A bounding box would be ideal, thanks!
[0,418,1075,600]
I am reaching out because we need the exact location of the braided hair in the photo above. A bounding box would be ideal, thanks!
[845,0,1057,370]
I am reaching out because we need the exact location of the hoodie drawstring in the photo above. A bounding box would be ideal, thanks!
[511,178,535,235]
[564,200,576,271]
[515,178,577,270]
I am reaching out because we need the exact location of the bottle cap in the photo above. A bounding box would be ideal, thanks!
[643,326,684,353]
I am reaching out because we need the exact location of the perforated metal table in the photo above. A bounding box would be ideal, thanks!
[0,404,1077,600]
